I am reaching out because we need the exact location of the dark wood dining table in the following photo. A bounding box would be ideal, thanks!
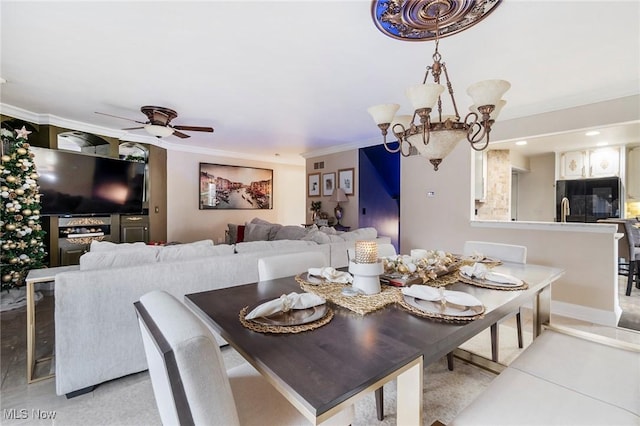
[185,262,564,425]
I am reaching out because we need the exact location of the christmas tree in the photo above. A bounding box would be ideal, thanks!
[0,126,47,291]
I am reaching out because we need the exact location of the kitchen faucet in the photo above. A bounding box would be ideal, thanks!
[560,197,570,222]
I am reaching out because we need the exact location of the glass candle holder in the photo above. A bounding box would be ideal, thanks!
[355,241,378,264]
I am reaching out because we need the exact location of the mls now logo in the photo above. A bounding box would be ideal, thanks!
[3,409,28,419]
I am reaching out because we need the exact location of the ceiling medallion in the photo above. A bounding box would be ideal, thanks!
[371,0,503,41]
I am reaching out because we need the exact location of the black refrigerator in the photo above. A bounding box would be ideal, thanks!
[556,177,622,222]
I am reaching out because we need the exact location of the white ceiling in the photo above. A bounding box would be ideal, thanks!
[1,1,639,165]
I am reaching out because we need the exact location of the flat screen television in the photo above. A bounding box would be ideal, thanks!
[31,147,146,216]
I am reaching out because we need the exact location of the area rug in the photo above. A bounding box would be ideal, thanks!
[0,287,42,312]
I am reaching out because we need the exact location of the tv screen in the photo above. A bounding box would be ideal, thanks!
[32,147,146,216]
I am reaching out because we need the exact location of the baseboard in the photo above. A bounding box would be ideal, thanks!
[550,300,621,327]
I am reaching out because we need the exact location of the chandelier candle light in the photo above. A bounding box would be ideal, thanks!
[349,241,384,295]
[367,0,510,171]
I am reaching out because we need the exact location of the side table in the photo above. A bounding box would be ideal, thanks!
[25,265,79,383]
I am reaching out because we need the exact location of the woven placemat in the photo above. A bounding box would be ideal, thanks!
[295,274,402,315]
[420,271,461,288]
[457,271,529,291]
[397,297,485,323]
[239,306,334,334]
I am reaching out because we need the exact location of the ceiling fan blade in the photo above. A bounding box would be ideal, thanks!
[173,130,190,139]
[173,125,214,133]
[95,111,146,125]
[122,126,145,131]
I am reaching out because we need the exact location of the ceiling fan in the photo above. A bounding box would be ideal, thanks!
[95,106,214,139]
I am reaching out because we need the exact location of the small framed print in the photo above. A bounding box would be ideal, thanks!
[322,172,335,197]
[308,173,321,197]
[338,168,354,196]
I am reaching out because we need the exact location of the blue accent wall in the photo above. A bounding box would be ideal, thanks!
[358,145,400,250]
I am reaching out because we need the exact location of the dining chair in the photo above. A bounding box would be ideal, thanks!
[459,241,527,364]
[622,219,640,296]
[257,251,328,281]
[134,290,354,426]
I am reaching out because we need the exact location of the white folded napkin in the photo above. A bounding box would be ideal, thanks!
[402,285,482,307]
[308,267,353,284]
[459,263,523,285]
[245,292,326,320]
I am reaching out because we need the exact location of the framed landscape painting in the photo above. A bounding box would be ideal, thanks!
[322,172,335,197]
[199,163,273,210]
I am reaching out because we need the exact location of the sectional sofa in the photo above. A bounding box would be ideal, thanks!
[54,226,390,397]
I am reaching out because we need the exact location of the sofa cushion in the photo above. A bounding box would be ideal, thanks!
[89,240,148,252]
[339,227,378,241]
[80,247,160,270]
[157,243,235,262]
[301,229,331,244]
[273,225,308,240]
[235,240,319,254]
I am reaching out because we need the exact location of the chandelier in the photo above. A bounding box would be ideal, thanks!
[367,0,509,171]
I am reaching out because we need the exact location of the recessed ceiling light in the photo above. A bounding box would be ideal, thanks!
[515,140,527,145]
[0,77,6,84]
[585,130,600,136]
[596,141,608,146]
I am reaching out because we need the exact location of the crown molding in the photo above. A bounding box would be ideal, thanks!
[1,103,302,166]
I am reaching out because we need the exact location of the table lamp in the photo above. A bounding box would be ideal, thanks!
[329,188,349,226]
[348,240,383,295]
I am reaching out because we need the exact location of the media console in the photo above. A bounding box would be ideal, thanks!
[45,214,150,266]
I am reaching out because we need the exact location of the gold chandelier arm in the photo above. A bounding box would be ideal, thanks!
[392,122,415,157]
[380,123,402,154]
[464,112,490,150]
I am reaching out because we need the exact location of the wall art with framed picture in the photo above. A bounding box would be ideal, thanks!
[199,162,273,210]
[338,168,355,196]
[322,172,336,197]
[308,173,321,197]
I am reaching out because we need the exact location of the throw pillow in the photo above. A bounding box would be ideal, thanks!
[301,229,331,244]
[274,225,307,240]
[227,224,246,244]
[244,223,273,242]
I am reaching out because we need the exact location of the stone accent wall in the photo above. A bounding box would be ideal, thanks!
[476,150,511,220]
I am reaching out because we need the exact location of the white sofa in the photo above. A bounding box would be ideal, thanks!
[54,231,390,397]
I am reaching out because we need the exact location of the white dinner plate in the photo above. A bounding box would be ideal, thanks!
[460,271,523,287]
[403,295,483,317]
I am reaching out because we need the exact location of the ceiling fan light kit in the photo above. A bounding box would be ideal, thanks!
[95,105,214,139]
[368,0,508,171]
[144,124,174,138]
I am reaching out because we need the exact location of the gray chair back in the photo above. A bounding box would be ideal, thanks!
[135,291,240,426]
[258,251,327,281]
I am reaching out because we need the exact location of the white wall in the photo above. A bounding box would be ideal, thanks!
[167,150,305,243]
[516,153,556,222]
[399,96,640,326]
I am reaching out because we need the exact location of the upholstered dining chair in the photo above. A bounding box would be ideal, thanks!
[134,290,354,426]
[622,219,640,296]
[257,251,328,281]
[459,241,528,364]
